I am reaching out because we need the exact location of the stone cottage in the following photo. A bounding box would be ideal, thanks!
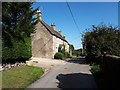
[32,10,70,58]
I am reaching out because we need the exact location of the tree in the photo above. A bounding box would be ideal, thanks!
[2,2,39,46]
[82,23,120,56]
[69,44,74,51]
[2,2,39,62]
[76,48,82,56]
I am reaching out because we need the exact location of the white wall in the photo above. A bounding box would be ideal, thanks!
[53,36,69,58]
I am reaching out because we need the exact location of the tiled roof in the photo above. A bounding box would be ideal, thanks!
[40,20,69,44]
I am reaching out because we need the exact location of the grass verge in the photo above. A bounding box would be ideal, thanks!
[2,65,44,88]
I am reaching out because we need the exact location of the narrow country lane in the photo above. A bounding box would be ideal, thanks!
[27,57,97,88]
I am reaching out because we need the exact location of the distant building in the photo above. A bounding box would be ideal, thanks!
[32,10,70,58]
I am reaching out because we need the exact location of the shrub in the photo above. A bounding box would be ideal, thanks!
[90,64,101,75]
[58,47,62,53]
[58,46,70,59]
[54,52,64,59]
[64,52,70,58]
[85,53,95,63]
[2,37,32,64]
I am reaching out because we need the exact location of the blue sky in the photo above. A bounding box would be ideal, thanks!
[32,2,118,49]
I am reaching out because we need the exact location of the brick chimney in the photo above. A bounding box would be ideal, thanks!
[63,35,65,40]
[36,9,42,20]
[51,23,55,30]
[59,29,61,35]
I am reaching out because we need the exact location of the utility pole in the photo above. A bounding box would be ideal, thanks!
[82,42,84,55]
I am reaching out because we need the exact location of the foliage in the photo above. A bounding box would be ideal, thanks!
[2,2,39,62]
[89,62,105,88]
[64,52,70,58]
[72,49,82,56]
[90,63,101,75]
[88,55,120,88]
[58,44,70,58]
[85,53,95,63]
[77,49,82,54]
[69,44,76,56]
[69,44,74,51]
[2,2,39,41]
[61,44,65,54]
[82,23,120,57]
[2,37,32,63]
[89,61,116,88]
[2,65,44,88]
[58,47,62,53]
[69,44,83,57]
[54,52,64,59]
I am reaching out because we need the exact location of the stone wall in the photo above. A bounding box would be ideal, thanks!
[32,22,53,58]
[101,55,120,87]
[102,55,120,73]
[0,62,26,72]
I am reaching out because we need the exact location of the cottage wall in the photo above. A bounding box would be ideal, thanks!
[53,36,69,57]
[32,22,53,58]
[53,36,64,57]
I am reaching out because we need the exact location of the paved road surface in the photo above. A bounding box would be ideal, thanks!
[27,57,97,88]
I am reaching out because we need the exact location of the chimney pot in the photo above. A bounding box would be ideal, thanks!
[36,9,42,20]
[63,35,65,40]
[59,29,61,35]
[51,23,55,30]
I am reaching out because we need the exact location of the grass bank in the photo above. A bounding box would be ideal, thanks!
[2,65,44,88]
[90,62,106,88]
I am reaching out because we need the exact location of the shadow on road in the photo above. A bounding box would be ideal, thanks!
[56,73,97,88]
[65,57,87,64]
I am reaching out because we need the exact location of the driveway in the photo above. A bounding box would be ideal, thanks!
[27,57,97,88]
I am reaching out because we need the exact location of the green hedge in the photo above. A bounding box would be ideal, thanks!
[64,52,70,58]
[54,52,64,59]
[2,37,32,63]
